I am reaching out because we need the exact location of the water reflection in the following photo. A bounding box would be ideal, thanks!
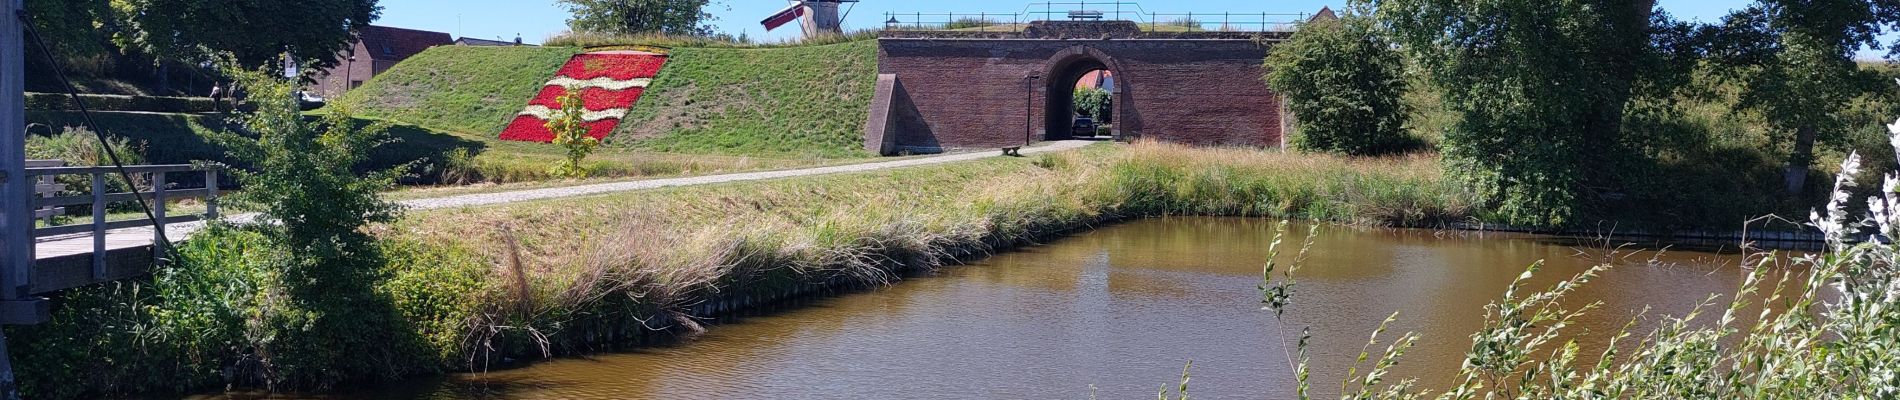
[217,217,1770,399]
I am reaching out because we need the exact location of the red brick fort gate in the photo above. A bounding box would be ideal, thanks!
[862,19,1298,155]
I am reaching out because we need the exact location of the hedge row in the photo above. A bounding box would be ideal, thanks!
[26,93,217,113]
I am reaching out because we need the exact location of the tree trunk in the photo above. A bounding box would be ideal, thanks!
[1785,124,1818,194]
[156,62,170,94]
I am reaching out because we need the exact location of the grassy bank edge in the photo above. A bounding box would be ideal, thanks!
[7,142,1471,398]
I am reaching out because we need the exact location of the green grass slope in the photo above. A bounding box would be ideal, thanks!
[338,40,878,159]
[334,46,581,136]
[616,40,878,158]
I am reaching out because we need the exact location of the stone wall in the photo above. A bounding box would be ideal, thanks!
[872,22,1287,153]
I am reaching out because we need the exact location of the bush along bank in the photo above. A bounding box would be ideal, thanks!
[5,141,1472,398]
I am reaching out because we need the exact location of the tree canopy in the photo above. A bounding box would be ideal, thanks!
[559,0,719,36]
[108,0,380,70]
[1372,0,1691,226]
[1708,0,1895,193]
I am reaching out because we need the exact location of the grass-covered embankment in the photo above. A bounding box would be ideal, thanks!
[614,40,878,158]
[6,141,1470,398]
[334,46,583,136]
[330,40,881,180]
[335,40,880,158]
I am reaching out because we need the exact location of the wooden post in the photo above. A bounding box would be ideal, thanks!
[0,0,27,301]
[90,172,103,279]
[204,169,218,219]
[0,0,31,396]
[151,171,165,262]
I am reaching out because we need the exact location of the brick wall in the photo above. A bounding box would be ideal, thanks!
[310,41,376,99]
[873,23,1286,152]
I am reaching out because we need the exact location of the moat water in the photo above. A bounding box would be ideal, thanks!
[218,217,1768,399]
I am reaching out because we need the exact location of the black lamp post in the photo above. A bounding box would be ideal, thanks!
[342,54,356,96]
[1024,73,1040,153]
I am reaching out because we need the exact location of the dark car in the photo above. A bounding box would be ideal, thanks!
[1072,117,1097,136]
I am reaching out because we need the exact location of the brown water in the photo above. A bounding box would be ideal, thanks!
[299,218,1765,399]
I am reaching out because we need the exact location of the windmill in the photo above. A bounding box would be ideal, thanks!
[761,0,859,37]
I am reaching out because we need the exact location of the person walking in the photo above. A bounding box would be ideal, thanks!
[209,82,225,113]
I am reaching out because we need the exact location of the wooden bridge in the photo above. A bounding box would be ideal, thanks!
[27,164,222,297]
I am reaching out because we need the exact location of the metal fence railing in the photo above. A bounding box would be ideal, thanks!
[884,2,1308,33]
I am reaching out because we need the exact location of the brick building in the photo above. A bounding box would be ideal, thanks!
[309,25,452,99]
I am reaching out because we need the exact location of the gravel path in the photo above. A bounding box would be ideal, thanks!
[35,140,1096,259]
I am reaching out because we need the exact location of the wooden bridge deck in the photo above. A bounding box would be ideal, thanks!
[29,217,242,294]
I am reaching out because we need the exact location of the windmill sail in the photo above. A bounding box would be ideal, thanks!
[761,3,807,31]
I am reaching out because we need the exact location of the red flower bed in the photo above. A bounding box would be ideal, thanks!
[555,54,667,80]
[526,86,648,111]
[499,115,622,142]
[499,52,669,143]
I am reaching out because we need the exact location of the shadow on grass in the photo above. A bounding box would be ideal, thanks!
[26,110,490,185]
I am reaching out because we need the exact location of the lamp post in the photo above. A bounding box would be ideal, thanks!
[342,54,355,97]
[1024,73,1041,152]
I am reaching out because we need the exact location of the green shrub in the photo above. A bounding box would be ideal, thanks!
[1265,13,1412,156]
[25,93,215,113]
[26,126,149,213]
[204,68,427,389]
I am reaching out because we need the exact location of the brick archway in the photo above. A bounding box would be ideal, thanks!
[1042,46,1127,140]
[866,22,1289,155]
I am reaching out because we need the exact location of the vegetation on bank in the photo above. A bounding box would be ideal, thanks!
[1243,130,1900,398]
[1265,3,1900,230]
[4,141,1468,398]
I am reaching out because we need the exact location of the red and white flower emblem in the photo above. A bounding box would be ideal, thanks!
[500,51,668,142]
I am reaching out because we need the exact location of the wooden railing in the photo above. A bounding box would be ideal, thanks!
[25,164,220,281]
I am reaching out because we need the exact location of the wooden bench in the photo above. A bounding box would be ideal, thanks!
[26,160,64,225]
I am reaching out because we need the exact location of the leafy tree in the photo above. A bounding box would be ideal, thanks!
[108,0,380,70]
[1264,11,1411,156]
[1707,0,1892,194]
[1073,87,1111,123]
[1372,0,1688,226]
[23,0,116,72]
[559,0,719,36]
[207,67,424,388]
[547,91,600,178]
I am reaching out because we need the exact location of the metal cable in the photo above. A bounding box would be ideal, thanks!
[17,9,175,261]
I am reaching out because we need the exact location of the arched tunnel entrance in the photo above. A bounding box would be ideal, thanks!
[1044,52,1119,141]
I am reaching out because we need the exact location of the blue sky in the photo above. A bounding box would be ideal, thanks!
[376,0,1885,57]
